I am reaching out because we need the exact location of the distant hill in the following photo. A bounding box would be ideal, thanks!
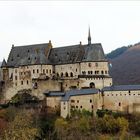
[106,46,129,59]
[107,42,140,85]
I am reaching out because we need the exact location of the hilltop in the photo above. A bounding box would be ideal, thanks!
[107,42,140,85]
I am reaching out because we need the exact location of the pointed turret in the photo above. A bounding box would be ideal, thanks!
[88,27,91,45]
[1,59,7,68]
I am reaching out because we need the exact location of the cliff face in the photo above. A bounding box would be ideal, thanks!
[109,43,140,85]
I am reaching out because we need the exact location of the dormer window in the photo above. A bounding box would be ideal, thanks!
[95,62,98,67]
[88,63,91,67]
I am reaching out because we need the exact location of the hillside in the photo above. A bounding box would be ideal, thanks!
[108,42,140,85]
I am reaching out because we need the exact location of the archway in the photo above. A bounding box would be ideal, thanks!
[89,82,95,88]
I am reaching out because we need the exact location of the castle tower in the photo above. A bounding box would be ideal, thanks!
[88,27,91,45]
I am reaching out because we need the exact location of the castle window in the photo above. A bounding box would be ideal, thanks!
[15,76,17,80]
[28,57,30,60]
[15,83,17,86]
[21,81,23,85]
[27,80,29,85]
[46,69,48,73]
[70,72,73,77]
[28,50,30,53]
[90,99,92,103]
[119,102,121,106]
[76,106,78,108]
[50,69,51,74]
[65,72,68,77]
[71,106,75,109]
[133,94,135,95]
[95,62,98,67]
[88,71,90,74]
[82,71,86,75]
[63,102,65,105]
[91,71,93,74]
[33,69,35,74]
[88,63,91,67]
[77,100,79,103]
[128,90,131,93]
[105,71,107,74]
[64,107,66,110]
[92,105,94,109]
[37,69,39,73]
[80,106,82,109]
[76,68,77,72]
[90,82,95,88]
[61,73,63,77]
[101,71,104,75]
[57,73,59,77]
[71,100,75,103]
[17,54,19,57]
[43,69,45,74]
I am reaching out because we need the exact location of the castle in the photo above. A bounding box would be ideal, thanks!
[1,29,140,118]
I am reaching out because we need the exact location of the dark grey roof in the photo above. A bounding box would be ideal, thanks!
[7,43,50,67]
[44,91,65,97]
[103,85,140,91]
[1,59,7,67]
[61,88,99,101]
[6,42,106,67]
[48,43,106,65]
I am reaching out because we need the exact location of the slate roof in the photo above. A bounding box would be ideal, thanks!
[61,88,99,101]
[7,43,50,67]
[6,42,106,67]
[44,91,65,97]
[1,59,7,67]
[102,85,140,91]
[48,43,106,65]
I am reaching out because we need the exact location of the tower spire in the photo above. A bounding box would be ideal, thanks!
[88,27,91,45]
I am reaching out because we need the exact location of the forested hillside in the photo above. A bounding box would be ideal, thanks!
[107,42,140,85]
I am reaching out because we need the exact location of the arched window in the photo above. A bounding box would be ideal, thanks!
[57,73,59,77]
[70,72,73,77]
[101,70,104,75]
[65,72,68,77]
[61,73,63,77]
[89,82,95,88]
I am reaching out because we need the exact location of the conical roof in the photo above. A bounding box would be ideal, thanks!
[1,59,7,67]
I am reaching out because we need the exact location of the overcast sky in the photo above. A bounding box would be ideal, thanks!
[1,1,140,61]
